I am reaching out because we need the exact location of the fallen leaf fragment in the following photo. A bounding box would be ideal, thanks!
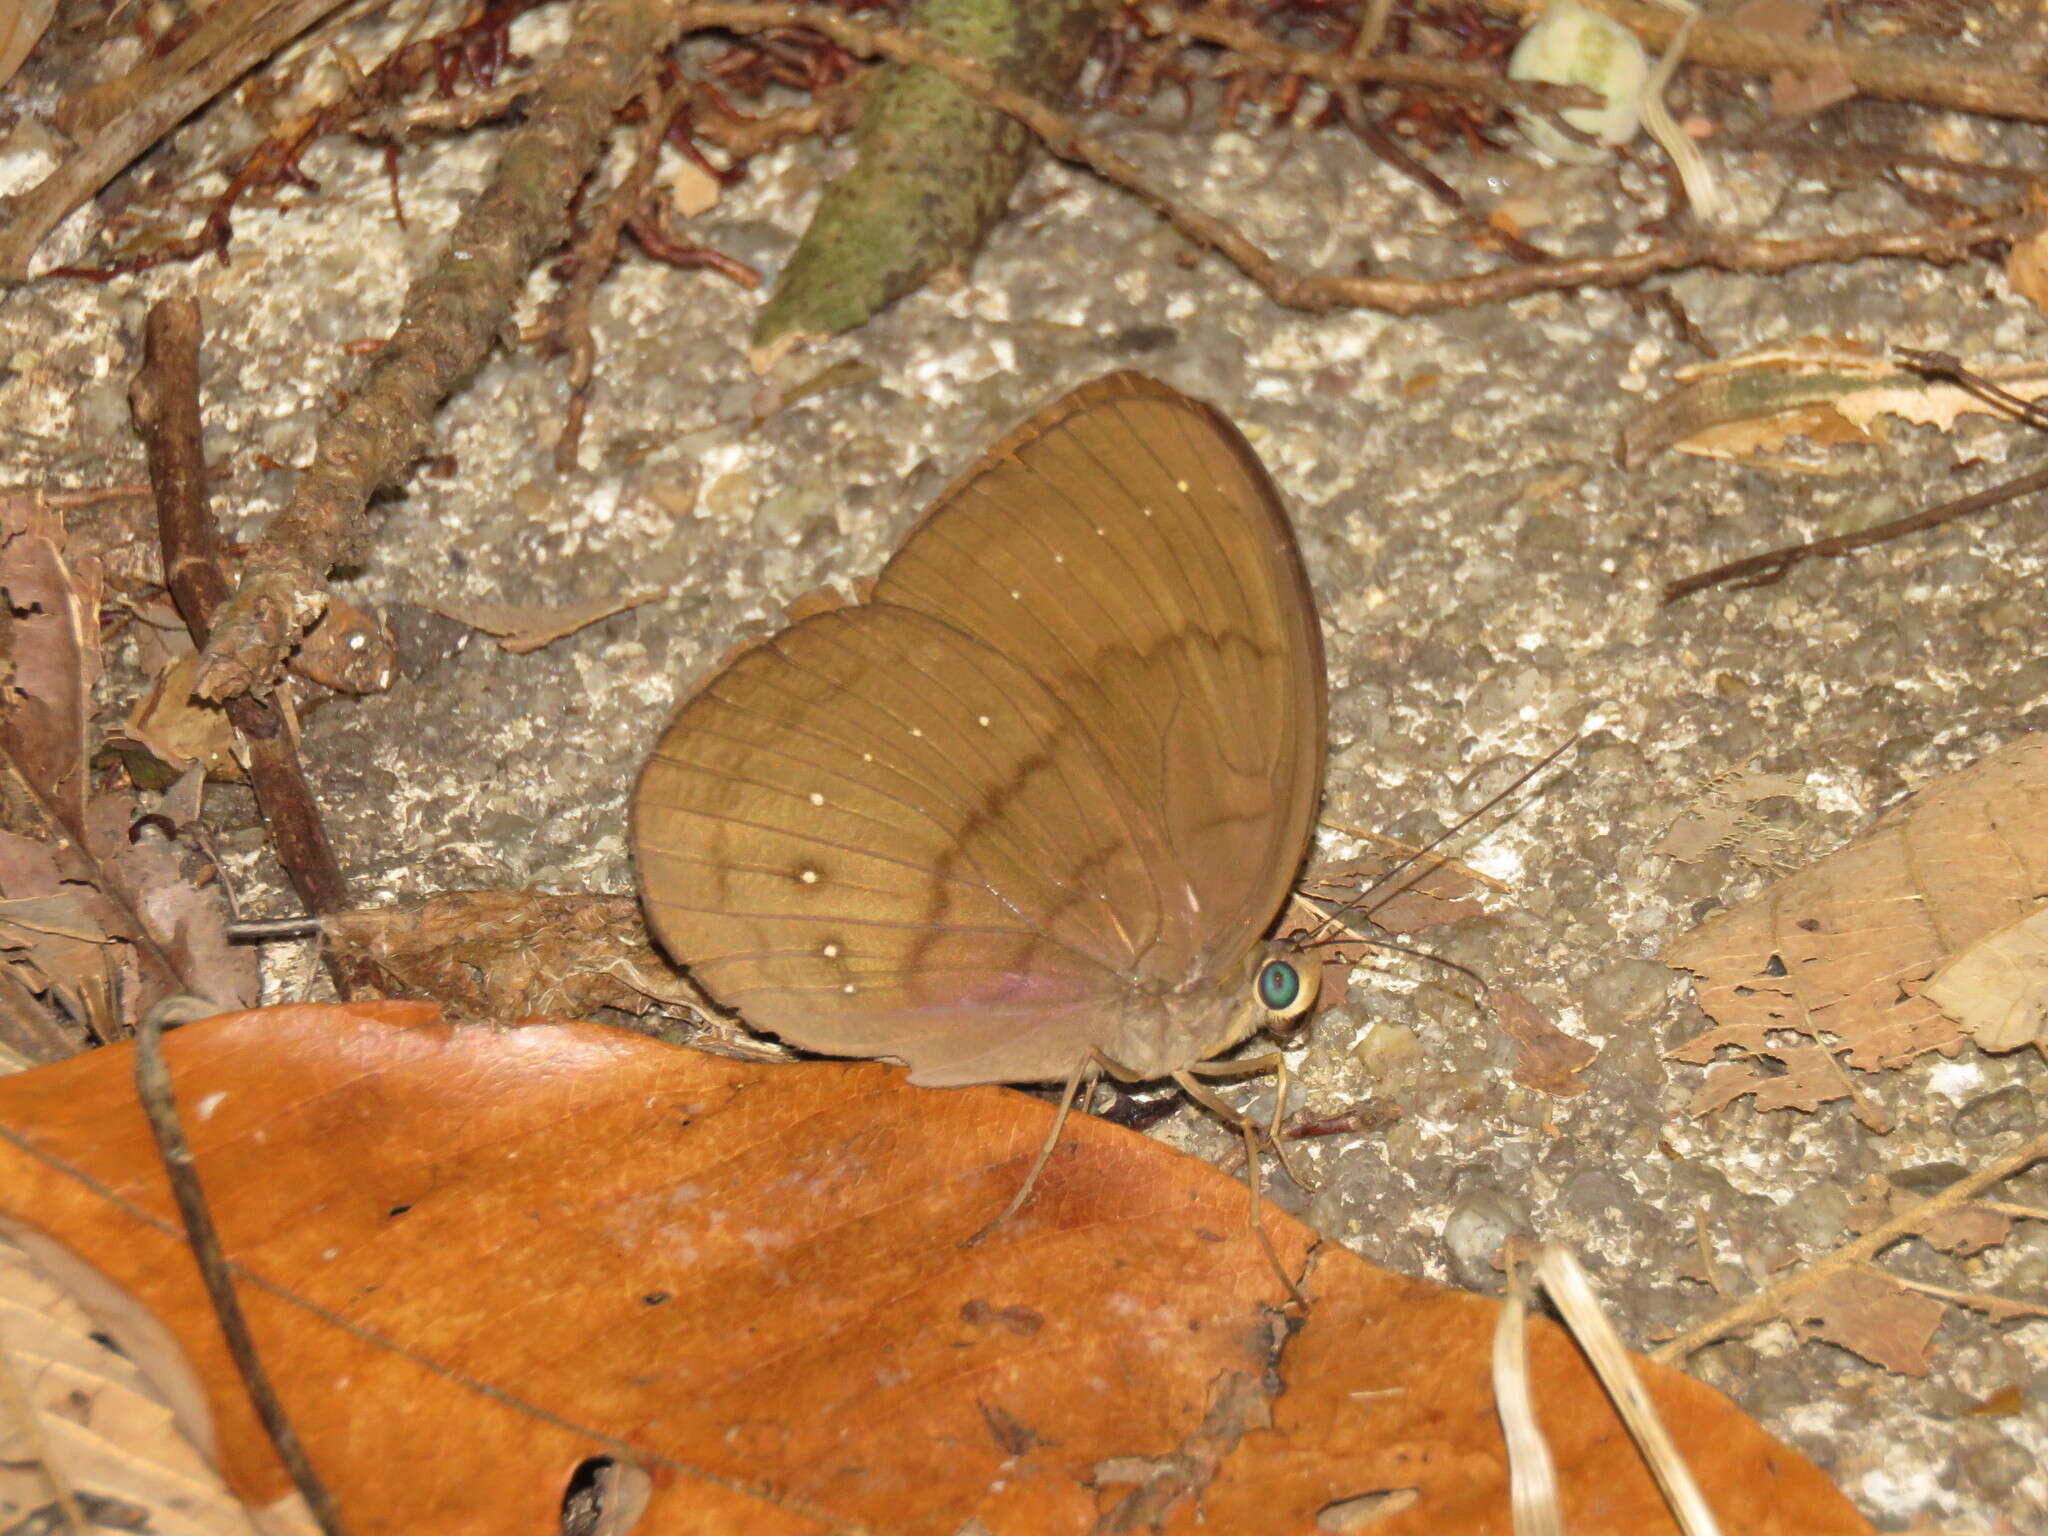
[1,496,103,835]
[1621,339,2048,468]
[0,1004,1872,1535]
[1786,1269,1944,1377]
[111,652,243,780]
[1922,905,2048,1052]
[1491,989,1598,1097]
[1918,1206,2011,1258]
[425,590,661,653]
[1667,734,2048,1103]
[2006,186,2048,317]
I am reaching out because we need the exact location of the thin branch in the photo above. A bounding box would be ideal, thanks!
[1663,457,2048,601]
[679,6,2034,317]
[131,996,350,1536]
[1650,1126,2048,1363]
[1170,8,1594,113]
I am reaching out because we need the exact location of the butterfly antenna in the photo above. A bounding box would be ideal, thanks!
[1304,925,1490,995]
[1301,734,1581,949]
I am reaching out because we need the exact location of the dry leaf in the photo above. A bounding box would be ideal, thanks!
[1492,988,1598,1097]
[669,160,722,218]
[1667,735,2048,1104]
[1921,905,2048,1052]
[2006,186,2048,316]
[425,590,661,654]
[292,601,396,694]
[1621,340,2048,468]
[0,1236,300,1536]
[1786,1269,1944,1376]
[0,1003,1873,1535]
[320,889,725,1033]
[1769,60,1855,118]
[81,792,257,1014]
[1919,1206,2011,1258]
[0,0,53,90]
[1654,769,1805,867]
[1684,1043,1854,1118]
[111,652,243,780]
[1,496,103,837]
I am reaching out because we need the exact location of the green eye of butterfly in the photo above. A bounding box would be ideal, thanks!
[1257,959,1300,1012]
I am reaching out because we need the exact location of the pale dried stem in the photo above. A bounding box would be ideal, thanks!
[1475,0,2048,124]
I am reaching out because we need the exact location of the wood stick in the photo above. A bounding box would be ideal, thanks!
[129,297,357,947]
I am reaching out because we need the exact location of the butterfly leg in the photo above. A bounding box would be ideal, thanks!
[960,1052,1103,1247]
[1172,1070,1307,1309]
[1185,1052,1322,1194]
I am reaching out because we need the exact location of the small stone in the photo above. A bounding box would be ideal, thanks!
[1442,1189,1532,1292]
[1954,1084,2038,1142]
[1891,1161,1971,1196]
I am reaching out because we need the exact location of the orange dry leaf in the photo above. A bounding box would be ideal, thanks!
[0,1004,1870,1535]
[1667,734,2048,1106]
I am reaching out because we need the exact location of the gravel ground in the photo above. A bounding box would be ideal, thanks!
[4,3,2046,1530]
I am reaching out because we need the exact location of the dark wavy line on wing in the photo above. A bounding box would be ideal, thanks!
[784,613,1142,957]
[893,612,1163,927]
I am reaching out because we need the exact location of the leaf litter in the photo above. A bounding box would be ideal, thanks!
[1662,734,2048,1374]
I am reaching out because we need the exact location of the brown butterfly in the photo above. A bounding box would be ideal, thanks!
[632,372,1327,1283]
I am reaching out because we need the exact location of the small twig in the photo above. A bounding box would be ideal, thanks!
[1896,347,2048,432]
[1347,0,1396,61]
[1333,81,1465,213]
[692,79,864,159]
[1170,7,1595,113]
[551,80,680,473]
[349,76,540,139]
[1881,1268,2048,1322]
[1650,1126,2048,1363]
[131,995,351,1536]
[0,0,353,283]
[676,7,2034,319]
[1475,0,2048,124]
[1663,457,2048,601]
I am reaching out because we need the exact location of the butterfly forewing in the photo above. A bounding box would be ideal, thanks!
[633,373,1326,1085]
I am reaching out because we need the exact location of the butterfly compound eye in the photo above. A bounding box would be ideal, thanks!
[1259,959,1300,1012]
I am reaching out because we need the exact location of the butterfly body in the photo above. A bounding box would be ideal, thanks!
[634,373,1326,1091]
